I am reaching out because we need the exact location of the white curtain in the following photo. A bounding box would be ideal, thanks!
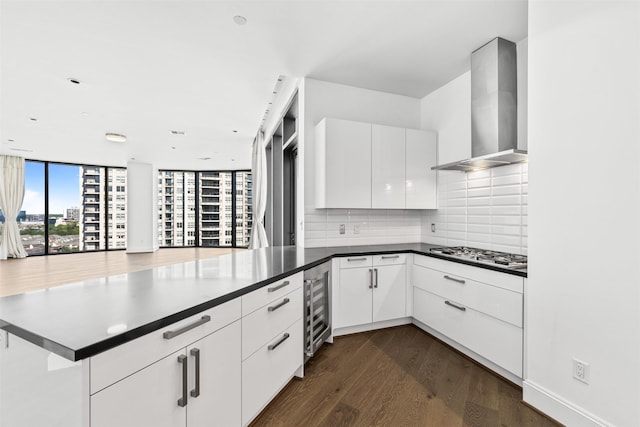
[0,155,28,259]
[248,131,269,249]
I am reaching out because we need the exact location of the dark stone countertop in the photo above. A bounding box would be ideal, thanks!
[0,243,526,361]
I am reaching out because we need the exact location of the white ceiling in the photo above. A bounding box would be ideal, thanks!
[0,1,527,170]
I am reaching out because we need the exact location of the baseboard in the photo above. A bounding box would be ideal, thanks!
[523,380,610,427]
[412,319,523,387]
[332,317,412,337]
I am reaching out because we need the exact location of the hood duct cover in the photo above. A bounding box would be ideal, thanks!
[433,37,527,171]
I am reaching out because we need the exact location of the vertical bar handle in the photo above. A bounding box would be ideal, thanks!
[177,354,188,407]
[190,348,200,398]
[368,269,373,288]
[374,268,378,288]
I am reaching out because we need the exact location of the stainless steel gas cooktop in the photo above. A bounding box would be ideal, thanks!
[429,246,527,270]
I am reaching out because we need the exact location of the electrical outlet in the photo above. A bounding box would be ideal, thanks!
[339,224,345,235]
[573,358,590,384]
[354,224,360,234]
[431,223,436,233]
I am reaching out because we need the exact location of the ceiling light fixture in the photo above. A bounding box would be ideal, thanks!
[68,78,81,85]
[7,139,15,142]
[199,157,211,161]
[105,132,127,143]
[29,117,37,122]
[232,130,238,133]
[233,15,247,25]
[170,130,185,135]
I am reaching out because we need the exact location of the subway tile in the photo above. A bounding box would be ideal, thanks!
[468,178,491,189]
[304,238,327,248]
[446,189,468,199]
[467,215,491,225]
[522,215,528,226]
[522,163,528,173]
[492,234,522,247]
[467,197,491,207]
[467,240,492,250]
[447,238,467,247]
[468,206,492,215]
[492,174,521,186]
[467,224,491,234]
[492,205,522,216]
[522,172,528,184]
[467,232,492,243]
[446,207,466,216]
[492,215,521,226]
[305,212,327,223]
[305,222,328,231]
[447,181,467,192]
[447,231,467,241]
[522,225,528,237]
[467,187,491,198]
[492,195,521,206]
[468,169,491,180]
[521,183,528,195]
[326,237,348,247]
[522,195,528,206]
[447,223,466,232]
[491,163,522,177]
[448,215,467,224]
[446,198,467,208]
[491,225,521,236]
[492,185,521,196]
[425,236,448,246]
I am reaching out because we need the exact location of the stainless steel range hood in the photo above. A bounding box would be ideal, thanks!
[432,37,527,171]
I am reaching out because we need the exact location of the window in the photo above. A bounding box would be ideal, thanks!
[21,160,128,255]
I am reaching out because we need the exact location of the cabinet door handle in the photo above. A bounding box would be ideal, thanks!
[374,268,378,288]
[268,298,290,312]
[190,348,200,398]
[348,257,367,262]
[443,275,466,285]
[163,315,211,340]
[268,280,290,293]
[268,333,290,351]
[444,300,466,312]
[177,354,188,407]
[368,269,373,289]
[381,255,400,260]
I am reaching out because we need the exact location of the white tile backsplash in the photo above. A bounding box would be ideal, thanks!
[421,164,528,255]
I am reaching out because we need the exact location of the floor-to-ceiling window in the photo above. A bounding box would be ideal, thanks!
[158,170,252,248]
[20,160,127,255]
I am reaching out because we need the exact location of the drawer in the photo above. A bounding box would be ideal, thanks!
[373,253,407,266]
[414,254,523,293]
[339,255,373,269]
[413,287,522,377]
[90,297,241,394]
[242,272,303,316]
[242,318,303,425]
[412,264,522,327]
[242,287,303,360]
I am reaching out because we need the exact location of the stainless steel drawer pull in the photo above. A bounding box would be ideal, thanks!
[268,333,290,351]
[444,301,466,312]
[177,354,188,407]
[268,298,290,312]
[163,315,211,340]
[190,348,200,398]
[348,257,367,262]
[443,275,466,284]
[381,255,400,259]
[369,269,373,289]
[268,280,290,293]
[374,268,378,288]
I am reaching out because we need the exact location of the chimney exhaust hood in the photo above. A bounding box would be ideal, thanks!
[432,37,527,172]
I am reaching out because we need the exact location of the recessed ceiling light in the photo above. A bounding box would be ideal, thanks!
[170,130,185,135]
[7,139,15,142]
[130,157,136,161]
[29,117,37,122]
[68,78,81,85]
[233,15,247,25]
[199,157,211,161]
[171,146,176,150]
[231,158,236,162]
[81,112,90,117]
[232,130,238,133]
[105,132,127,143]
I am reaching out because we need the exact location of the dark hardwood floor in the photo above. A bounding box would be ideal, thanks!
[251,325,561,427]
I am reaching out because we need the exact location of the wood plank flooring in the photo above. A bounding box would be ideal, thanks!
[251,325,561,427]
[0,248,243,297]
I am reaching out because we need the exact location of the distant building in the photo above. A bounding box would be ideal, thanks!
[66,207,80,221]
[0,210,26,222]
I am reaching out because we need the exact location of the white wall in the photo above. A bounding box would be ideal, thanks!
[525,2,640,426]
[420,39,528,254]
[301,78,423,247]
[126,161,159,253]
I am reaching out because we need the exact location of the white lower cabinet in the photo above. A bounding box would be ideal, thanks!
[91,320,241,427]
[412,254,524,379]
[335,254,407,329]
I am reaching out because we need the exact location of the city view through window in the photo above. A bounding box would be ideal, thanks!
[0,161,253,256]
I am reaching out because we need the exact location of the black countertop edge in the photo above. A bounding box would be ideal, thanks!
[1,246,525,362]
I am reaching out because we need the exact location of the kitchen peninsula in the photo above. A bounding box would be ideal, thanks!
[0,243,526,427]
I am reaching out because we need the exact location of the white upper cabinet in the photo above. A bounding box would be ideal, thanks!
[315,118,372,209]
[315,118,437,209]
[371,125,406,209]
[406,129,437,209]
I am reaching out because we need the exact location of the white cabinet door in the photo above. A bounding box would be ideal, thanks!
[337,267,373,327]
[187,321,241,427]
[372,124,406,208]
[373,264,407,322]
[315,118,372,208]
[406,129,437,209]
[91,348,187,427]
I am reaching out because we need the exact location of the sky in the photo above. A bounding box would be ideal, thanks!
[23,161,81,215]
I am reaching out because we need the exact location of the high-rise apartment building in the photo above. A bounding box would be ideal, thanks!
[78,166,127,251]
[66,207,80,221]
[157,171,252,247]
